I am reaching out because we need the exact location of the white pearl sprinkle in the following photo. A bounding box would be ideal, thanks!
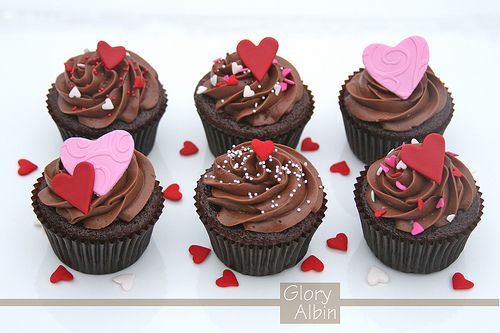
[297,208,301,212]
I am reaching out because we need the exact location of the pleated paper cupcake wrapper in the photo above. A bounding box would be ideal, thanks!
[338,71,454,164]
[197,86,314,157]
[354,169,483,274]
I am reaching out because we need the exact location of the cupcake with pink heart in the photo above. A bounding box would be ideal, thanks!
[32,130,165,274]
[339,36,454,163]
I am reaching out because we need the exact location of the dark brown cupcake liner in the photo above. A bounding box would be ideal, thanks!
[196,86,314,157]
[339,70,454,164]
[46,85,167,155]
[354,169,483,274]
[32,177,164,275]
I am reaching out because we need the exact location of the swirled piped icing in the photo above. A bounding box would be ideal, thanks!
[55,47,160,129]
[202,142,324,233]
[196,54,304,126]
[365,143,476,233]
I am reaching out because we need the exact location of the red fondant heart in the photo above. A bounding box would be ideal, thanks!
[18,159,38,176]
[224,75,239,85]
[327,233,348,251]
[330,160,350,176]
[452,272,474,290]
[251,139,274,161]
[452,167,463,178]
[133,76,144,89]
[97,41,126,70]
[50,265,74,284]
[163,183,182,201]
[180,141,199,156]
[236,37,279,81]
[52,162,95,214]
[301,137,320,152]
[400,133,445,184]
[189,245,211,264]
[301,255,324,272]
[216,269,239,287]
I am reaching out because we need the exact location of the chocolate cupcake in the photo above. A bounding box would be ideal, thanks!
[47,41,167,155]
[32,130,164,274]
[194,37,314,156]
[339,36,453,164]
[194,139,327,276]
[354,133,483,273]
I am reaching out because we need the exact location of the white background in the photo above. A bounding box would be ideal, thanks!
[1,0,499,331]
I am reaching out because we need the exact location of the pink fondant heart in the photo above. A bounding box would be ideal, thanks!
[384,155,397,168]
[363,36,429,100]
[60,130,134,197]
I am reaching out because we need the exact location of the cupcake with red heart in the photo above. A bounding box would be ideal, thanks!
[339,36,454,163]
[32,130,164,274]
[47,41,167,155]
[354,133,483,273]
[194,139,327,276]
[194,37,315,156]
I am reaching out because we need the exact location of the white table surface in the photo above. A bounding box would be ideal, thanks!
[1,0,499,332]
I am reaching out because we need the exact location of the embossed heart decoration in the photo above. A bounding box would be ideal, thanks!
[363,36,429,100]
[60,130,134,197]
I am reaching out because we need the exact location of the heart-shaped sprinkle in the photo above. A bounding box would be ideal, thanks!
[163,183,182,201]
[363,36,429,100]
[64,62,72,72]
[436,197,445,209]
[196,85,207,94]
[384,155,397,168]
[189,245,211,264]
[326,233,348,251]
[243,85,255,98]
[301,137,320,151]
[367,266,390,286]
[411,222,424,235]
[113,274,135,291]
[224,74,239,85]
[301,255,324,272]
[180,141,199,156]
[273,83,281,96]
[133,76,144,89]
[52,162,95,214]
[102,97,114,110]
[446,214,456,223]
[18,159,38,176]
[210,75,217,86]
[96,41,126,70]
[411,138,420,144]
[395,180,407,191]
[417,197,424,211]
[50,265,74,284]
[390,171,402,178]
[251,139,274,161]
[216,269,239,287]
[374,209,386,218]
[379,163,390,174]
[236,37,279,81]
[330,161,350,176]
[396,160,407,170]
[68,86,81,98]
[370,190,376,202]
[400,133,445,184]
[60,130,134,197]
[279,82,288,92]
[452,167,463,178]
[231,62,243,74]
[452,272,474,290]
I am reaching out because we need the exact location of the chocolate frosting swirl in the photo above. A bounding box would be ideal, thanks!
[38,151,156,230]
[202,142,324,233]
[197,53,304,126]
[344,67,448,131]
[365,146,476,232]
[55,50,160,129]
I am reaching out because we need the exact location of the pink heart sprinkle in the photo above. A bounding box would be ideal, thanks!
[283,78,295,85]
[281,68,292,77]
[379,163,390,173]
[395,181,407,191]
[384,155,397,168]
[272,58,278,64]
[436,198,445,209]
[411,222,424,235]
[223,75,229,81]
[279,82,288,92]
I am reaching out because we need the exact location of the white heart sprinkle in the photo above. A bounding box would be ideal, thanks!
[396,160,407,170]
[371,190,376,202]
[231,62,243,75]
[210,75,217,86]
[376,166,383,176]
[273,83,281,96]
[113,274,135,291]
[243,85,255,98]
[411,138,419,144]
[196,86,208,95]
[367,266,390,286]
[68,86,81,99]
[102,98,114,110]
[446,214,456,223]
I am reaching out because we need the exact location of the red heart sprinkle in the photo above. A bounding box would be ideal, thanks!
[236,37,279,81]
[330,160,350,176]
[50,265,74,284]
[133,76,144,89]
[452,272,474,290]
[326,233,348,251]
[417,197,424,211]
[251,139,274,161]
[163,183,182,201]
[390,171,402,178]
[52,162,95,214]
[400,133,445,184]
[374,209,386,218]
[216,269,239,287]
[96,41,126,70]
[301,255,324,272]
[18,159,38,176]
[180,141,199,156]
[224,75,239,85]
[189,245,211,264]
[301,137,320,151]
[64,62,72,72]
[452,167,463,178]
